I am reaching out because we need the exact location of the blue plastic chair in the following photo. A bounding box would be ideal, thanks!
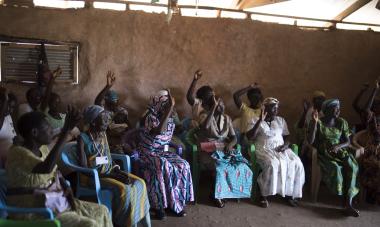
[60,142,132,217]
[0,169,60,227]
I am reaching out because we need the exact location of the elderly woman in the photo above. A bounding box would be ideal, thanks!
[308,99,360,217]
[353,115,380,205]
[95,71,130,153]
[6,108,113,227]
[199,97,253,208]
[77,105,150,227]
[247,97,305,208]
[139,90,193,220]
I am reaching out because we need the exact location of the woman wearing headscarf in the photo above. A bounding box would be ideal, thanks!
[77,105,151,227]
[308,99,360,217]
[138,90,194,220]
[198,96,253,208]
[247,97,305,208]
[6,108,113,227]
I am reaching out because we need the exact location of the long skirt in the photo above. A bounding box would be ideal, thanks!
[256,148,305,198]
[139,151,194,214]
[57,199,113,227]
[100,174,150,226]
[212,150,253,199]
[318,150,359,199]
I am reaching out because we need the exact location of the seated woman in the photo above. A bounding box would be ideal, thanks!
[308,99,360,217]
[77,105,151,227]
[246,97,305,208]
[233,84,263,134]
[198,97,253,208]
[186,70,215,128]
[353,115,380,205]
[5,108,112,227]
[94,71,130,153]
[138,90,193,219]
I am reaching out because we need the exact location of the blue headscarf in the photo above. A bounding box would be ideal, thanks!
[321,99,340,114]
[83,105,104,124]
[105,90,119,102]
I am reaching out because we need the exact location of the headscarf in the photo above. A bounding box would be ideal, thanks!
[105,90,119,102]
[262,97,279,106]
[149,90,169,114]
[83,105,105,124]
[321,99,340,114]
[313,90,326,98]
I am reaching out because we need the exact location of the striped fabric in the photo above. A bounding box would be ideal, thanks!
[139,116,194,214]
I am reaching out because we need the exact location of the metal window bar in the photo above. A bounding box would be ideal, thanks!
[0,42,79,84]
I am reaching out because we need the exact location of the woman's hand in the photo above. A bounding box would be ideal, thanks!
[224,142,235,155]
[194,69,202,81]
[276,143,289,153]
[311,109,319,122]
[303,99,312,112]
[259,105,267,121]
[52,66,62,80]
[63,105,81,132]
[329,145,340,154]
[106,71,116,87]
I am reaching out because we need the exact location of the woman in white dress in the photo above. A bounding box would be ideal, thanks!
[246,97,305,208]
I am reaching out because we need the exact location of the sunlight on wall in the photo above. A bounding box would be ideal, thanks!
[33,0,85,9]
[93,2,126,11]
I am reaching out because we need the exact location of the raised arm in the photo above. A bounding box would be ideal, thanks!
[32,106,81,174]
[246,107,266,141]
[233,84,254,109]
[364,80,379,111]
[150,90,175,136]
[296,100,312,129]
[94,71,115,106]
[0,87,9,129]
[77,136,88,168]
[186,70,202,106]
[40,67,62,112]
[352,84,369,114]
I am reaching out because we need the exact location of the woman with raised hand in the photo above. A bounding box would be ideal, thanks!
[247,97,305,208]
[138,90,194,220]
[77,105,151,227]
[6,107,113,227]
[308,99,360,217]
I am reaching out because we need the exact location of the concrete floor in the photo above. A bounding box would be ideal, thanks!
[151,184,380,227]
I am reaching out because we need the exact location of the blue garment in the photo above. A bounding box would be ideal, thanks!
[212,150,253,199]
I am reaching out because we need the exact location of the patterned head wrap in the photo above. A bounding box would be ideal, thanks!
[263,97,279,106]
[321,99,340,114]
[313,90,326,98]
[149,90,169,114]
[83,105,105,124]
[105,90,119,102]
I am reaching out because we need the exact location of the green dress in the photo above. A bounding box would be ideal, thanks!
[5,145,113,227]
[314,117,359,199]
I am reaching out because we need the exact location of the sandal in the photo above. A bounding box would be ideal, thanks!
[176,210,187,217]
[288,198,299,207]
[259,199,269,208]
[155,209,166,220]
[215,199,225,208]
[345,206,360,217]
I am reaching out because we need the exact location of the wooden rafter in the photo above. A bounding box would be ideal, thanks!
[331,0,371,21]
[233,0,289,10]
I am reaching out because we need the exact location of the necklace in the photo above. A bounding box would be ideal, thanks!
[89,132,105,156]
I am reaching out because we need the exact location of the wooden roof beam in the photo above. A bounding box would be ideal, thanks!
[234,0,289,10]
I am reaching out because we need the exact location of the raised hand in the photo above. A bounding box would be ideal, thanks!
[167,89,175,108]
[250,83,259,88]
[63,105,81,132]
[259,105,267,121]
[312,109,319,122]
[329,145,340,154]
[106,71,116,87]
[194,69,202,81]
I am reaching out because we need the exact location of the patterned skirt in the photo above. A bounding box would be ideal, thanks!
[139,150,194,213]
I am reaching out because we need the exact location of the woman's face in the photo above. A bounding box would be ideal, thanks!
[33,119,54,145]
[27,89,42,108]
[49,95,61,113]
[325,105,340,118]
[265,103,279,117]
[215,99,225,114]
[92,112,110,132]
